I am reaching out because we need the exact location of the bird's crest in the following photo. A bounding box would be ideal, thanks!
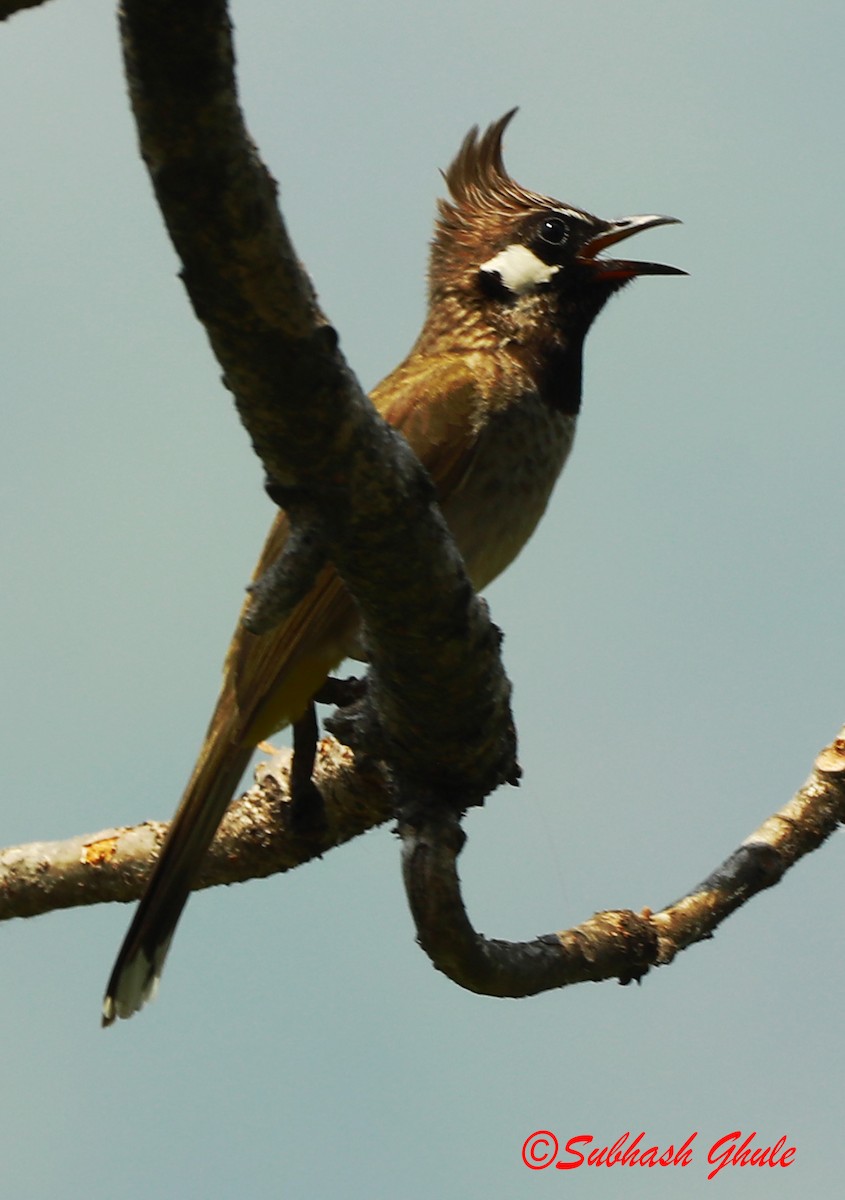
[437,110,557,243]
[429,110,568,301]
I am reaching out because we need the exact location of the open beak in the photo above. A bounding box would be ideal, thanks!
[579,214,686,279]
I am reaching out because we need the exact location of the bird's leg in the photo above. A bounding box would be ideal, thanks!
[289,702,327,834]
[288,677,367,832]
[313,674,367,708]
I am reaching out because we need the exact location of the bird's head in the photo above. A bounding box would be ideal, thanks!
[424,110,683,355]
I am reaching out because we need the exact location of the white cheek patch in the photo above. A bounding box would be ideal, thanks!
[480,243,560,296]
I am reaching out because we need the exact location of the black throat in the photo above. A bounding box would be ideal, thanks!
[537,341,583,415]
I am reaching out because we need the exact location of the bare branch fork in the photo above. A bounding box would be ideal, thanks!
[1,0,843,998]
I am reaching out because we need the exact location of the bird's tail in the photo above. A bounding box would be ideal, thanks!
[101,515,356,1025]
[101,723,253,1026]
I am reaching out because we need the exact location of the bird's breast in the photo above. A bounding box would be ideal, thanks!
[440,395,576,592]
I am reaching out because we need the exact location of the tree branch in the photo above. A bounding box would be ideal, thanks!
[0,738,390,921]
[400,725,845,994]
[118,0,516,802]
[5,725,843,1004]
[0,0,53,21]
[4,0,841,1008]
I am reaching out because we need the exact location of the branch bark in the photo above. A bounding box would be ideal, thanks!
[0,739,390,921]
[4,727,843,1003]
[400,726,845,993]
[118,0,516,802]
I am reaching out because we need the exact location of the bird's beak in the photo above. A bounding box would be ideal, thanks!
[579,214,686,279]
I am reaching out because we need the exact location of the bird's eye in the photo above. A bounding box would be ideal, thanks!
[538,216,569,246]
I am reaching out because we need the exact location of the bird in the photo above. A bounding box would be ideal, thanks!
[102,110,683,1025]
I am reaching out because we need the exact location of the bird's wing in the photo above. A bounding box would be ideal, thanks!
[228,527,355,741]
[371,352,484,500]
[217,354,485,741]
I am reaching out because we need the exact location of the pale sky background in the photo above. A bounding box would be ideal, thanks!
[2,2,844,1197]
